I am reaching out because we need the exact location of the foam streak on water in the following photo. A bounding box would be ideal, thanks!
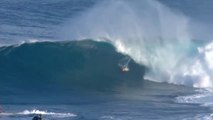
[1,0,213,120]
[0,109,76,118]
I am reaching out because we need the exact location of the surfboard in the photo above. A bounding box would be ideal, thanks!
[118,56,131,72]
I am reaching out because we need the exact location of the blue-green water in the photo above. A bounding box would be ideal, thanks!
[1,0,213,120]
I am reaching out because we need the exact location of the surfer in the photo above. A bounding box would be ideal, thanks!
[121,66,129,72]
[32,114,42,120]
[118,56,131,72]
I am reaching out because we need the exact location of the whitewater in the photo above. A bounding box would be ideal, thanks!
[1,0,213,120]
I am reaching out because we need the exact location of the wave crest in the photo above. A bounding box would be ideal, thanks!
[60,0,213,88]
[0,40,145,91]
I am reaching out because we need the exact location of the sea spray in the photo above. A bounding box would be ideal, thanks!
[61,0,213,87]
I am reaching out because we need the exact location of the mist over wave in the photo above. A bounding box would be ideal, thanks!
[2,0,213,119]
[60,0,213,88]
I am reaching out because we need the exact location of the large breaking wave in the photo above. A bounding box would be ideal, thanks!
[0,40,145,92]
[60,0,213,88]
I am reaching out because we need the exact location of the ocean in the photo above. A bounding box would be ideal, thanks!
[1,0,213,120]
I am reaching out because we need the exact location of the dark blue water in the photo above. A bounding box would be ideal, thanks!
[1,0,213,120]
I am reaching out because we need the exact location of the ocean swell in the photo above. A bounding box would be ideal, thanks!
[0,40,145,92]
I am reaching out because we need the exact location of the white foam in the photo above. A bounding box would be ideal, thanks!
[202,114,213,120]
[17,38,52,46]
[0,109,76,118]
[0,38,55,48]
[60,0,213,88]
[176,88,213,120]
[59,0,197,87]
[176,88,213,107]
[113,39,213,88]
[183,113,213,120]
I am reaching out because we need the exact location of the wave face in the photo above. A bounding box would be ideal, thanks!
[60,0,213,88]
[0,40,145,92]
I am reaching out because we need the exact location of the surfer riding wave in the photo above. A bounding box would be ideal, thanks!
[119,56,131,72]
